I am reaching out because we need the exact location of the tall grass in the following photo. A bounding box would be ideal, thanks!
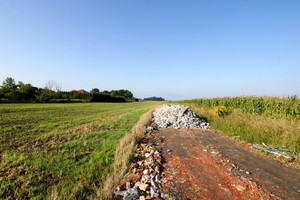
[183,95,299,120]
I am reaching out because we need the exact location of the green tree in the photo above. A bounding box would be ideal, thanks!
[91,88,100,93]
[19,82,35,100]
[144,97,165,101]
[110,89,133,99]
[102,90,110,95]
[0,77,17,94]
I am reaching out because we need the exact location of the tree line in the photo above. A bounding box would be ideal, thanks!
[0,77,137,103]
[143,96,165,101]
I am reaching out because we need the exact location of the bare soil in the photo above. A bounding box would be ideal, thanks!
[156,128,300,200]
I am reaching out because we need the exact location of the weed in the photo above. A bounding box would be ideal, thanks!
[214,105,228,117]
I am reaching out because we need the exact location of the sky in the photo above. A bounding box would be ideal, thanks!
[0,0,299,100]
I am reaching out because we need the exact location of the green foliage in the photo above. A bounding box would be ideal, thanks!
[0,77,17,93]
[0,98,9,103]
[0,77,134,103]
[183,96,300,120]
[90,88,100,93]
[110,89,133,100]
[0,102,159,199]
[18,82,36,100]
[0,78,39,102]
[144,96,165,101]
[90,93,125,102]
[48,99,89,103]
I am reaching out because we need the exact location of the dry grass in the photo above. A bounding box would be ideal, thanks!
[95,107,156,199]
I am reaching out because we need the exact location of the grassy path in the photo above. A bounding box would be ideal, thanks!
[0,102,158,199]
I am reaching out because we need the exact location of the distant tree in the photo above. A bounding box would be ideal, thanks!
[123,89,133,99]
[42,80,56,102]
[0,77,19,101]
[144,97,165,101]
[0,90,4,99]
[102,90,110,94]
[0,77,137,103]
[110,89,133,99]
[45,80,55,91]
[18,82,35,100]
[45,80,61,92]
[132,97,139,102]
[90,88,100,93]
[0,77,17,94]
[54,82,62,92]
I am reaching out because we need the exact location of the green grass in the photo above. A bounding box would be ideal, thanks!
[0,102,159,199]
[177,96,300,162]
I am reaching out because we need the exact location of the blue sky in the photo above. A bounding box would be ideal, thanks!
[1,0,299,100]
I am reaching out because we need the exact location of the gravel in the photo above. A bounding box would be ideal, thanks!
[153,104,210,129]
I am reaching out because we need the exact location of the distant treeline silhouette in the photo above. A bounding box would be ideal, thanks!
[143,97,165,101]
[0,77,137,103]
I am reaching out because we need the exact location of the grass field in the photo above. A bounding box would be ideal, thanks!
[0,102,158,199]
[178,96,300,162]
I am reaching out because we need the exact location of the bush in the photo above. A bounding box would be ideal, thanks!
[90,93,125,102]
[49,99,71,103]
[0,98,10,103]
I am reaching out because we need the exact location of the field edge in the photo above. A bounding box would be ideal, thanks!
[95,106,157,199]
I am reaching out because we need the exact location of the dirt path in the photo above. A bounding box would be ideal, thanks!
[157,128,300,200]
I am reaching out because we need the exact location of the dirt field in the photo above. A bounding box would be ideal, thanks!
[156,128,300,200]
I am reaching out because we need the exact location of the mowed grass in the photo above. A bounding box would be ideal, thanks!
[0,102,159,199]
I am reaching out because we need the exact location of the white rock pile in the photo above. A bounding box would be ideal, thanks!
[153,104,210,130]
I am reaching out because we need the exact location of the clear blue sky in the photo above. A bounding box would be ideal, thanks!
[1,0,299,100]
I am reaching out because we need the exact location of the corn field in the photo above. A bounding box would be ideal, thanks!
[183,96,300,120]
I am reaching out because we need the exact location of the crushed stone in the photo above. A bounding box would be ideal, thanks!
[153,104,209,129]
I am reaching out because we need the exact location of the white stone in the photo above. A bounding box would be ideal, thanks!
[153,104,210,130]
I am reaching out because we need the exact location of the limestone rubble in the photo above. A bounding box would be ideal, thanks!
[153,104,209,130]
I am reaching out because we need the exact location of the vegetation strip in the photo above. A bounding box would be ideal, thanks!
[0,77,165,103]
[176,96,300,164]
[100,106,157,199]
[182,96,299,120]
[0,102,159,199]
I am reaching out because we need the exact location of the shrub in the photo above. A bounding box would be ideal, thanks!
[0,98,10,103]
